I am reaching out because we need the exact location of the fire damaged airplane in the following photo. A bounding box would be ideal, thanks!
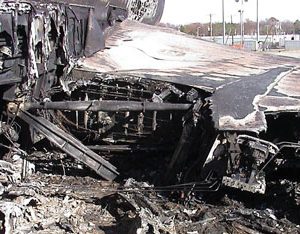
[0,0,299,200]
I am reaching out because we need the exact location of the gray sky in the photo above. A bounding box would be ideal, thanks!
[161,0,300,25]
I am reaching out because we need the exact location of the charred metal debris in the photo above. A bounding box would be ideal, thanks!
[0,0,299,222]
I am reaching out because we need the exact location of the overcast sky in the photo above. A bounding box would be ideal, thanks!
[161,0,300,25]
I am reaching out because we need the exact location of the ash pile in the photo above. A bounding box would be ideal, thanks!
[0,147,299,233]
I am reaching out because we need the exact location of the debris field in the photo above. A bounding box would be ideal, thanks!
[0,0,299,233]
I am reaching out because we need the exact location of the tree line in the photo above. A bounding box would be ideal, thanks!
[160,18,300,37]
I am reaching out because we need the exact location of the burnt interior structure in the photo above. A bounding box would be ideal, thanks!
[0,0,299,203]
[0,1,299,232]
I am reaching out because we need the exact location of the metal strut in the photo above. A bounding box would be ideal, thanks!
[18,110,119,181]
[24,101,192,112]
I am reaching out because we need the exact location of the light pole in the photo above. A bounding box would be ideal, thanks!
[222,0,225,44]
[238,9,243,45]
[235,0,248,45]
[256,0,259,42]
[209,13,213,40]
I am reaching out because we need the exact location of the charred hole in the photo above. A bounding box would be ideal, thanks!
[55,26,67,67]
[262,113,300,143]
[262,113,300,162]
[17,25,28,58]
[260,113,300,181]
[34,41,43,63]
[49,18,58,49]
[0,31,13,47]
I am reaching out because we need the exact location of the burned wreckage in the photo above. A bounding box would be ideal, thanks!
[0,0,299,204]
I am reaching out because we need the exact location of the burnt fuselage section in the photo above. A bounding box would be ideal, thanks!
[0,0,299,199]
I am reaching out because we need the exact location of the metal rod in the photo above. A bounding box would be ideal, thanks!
[25,101,192,112]
[87,144,173,152]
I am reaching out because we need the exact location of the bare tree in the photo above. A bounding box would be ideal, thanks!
[175,18,299,37]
